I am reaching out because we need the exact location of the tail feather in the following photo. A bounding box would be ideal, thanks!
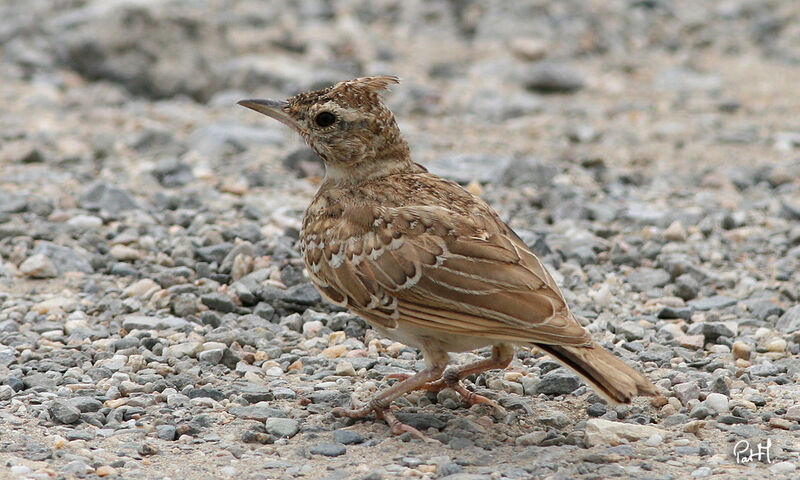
[535,342,658,404]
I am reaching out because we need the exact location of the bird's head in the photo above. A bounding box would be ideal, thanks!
[238,76,411,182]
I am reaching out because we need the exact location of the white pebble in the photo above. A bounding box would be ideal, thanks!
[302,320,324,338]
[335,361,356,377]
[19,254,58,278]
[664,220,687,241]
[644,433,663,447]
[66,214,102,229]
[10,465,32,475]
[691,466,711,478]
[770,461,796,474]
[704,393,729,414]
[110,244,143,261]
[765,338,787,352]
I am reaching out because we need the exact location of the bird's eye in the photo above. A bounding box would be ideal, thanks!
[314,111,336,127]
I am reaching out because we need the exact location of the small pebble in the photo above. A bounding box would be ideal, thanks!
[19,254,58,278]
[691,466,711,478]
[332,429,365,445]
[765,338,786,352]
[704,393,729,414]
[265,418,299,438]
[769,417,792,430]
[664,221,687,241]
[731,341,753,360]
[309,443,346,457]
[96,465,118,477]
[335,361,356,376]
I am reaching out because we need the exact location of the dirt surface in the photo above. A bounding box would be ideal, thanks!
[1,1,800,479]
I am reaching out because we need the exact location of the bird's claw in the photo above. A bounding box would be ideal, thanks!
[449,384,497,407]
[385,373,493,407]
[331,402,439,443]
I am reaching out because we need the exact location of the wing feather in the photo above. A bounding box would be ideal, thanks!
[306,205,592,346]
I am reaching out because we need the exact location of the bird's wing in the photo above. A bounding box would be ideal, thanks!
[306,205,592,346]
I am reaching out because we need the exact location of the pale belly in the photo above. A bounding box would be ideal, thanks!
[371,322,499,354]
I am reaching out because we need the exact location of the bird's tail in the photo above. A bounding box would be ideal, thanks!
[535,342,659,404]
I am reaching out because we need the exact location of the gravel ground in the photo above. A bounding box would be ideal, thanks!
[1,1,800,479]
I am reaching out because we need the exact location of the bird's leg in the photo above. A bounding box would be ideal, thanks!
[332,349,448,441]
[386,344,515,406]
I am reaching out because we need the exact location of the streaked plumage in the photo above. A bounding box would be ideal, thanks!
[239,76,658,438]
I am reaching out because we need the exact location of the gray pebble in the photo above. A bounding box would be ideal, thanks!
[235,384,274,403]
[662,414,689,427]
[448,436,475,450]
[716,415,749,425]
[265,417,299,438]
[697,322,736,342]
[309,442,346,457]
[197,348,224,364]
[156,424,177,440]
[31,242,93,274]
[201,292,237,313]
[171,293,200,317]
[672,382,701,405]
[65,430,95,441]
[616,321,646,341]
[80,181,137,213]
[121,315,190,331]
[688,296,737,311]
[674,274,700,301]
[60,461,89,475]
[19,254,58,278]
[394,412,447,430]
[516,431,548,446]
[539,412,570,428]
[689,404,715,419]
[332,429,365,445]
[281,283,323,306]
[710,376,730,396]
[536,368,581,395]
[746,363,778,377]
[742,298,784,321]
[69,397,103,413]
[23,443,53,461]
[0,385,14,400]
[272,387,297,400]
[439,473,490,480]
[627,267,671,291]
[438,463,463,476]
[138,443,159,456]
[777,305,800,334]
[230,404,287,421]
[49,400,81,424]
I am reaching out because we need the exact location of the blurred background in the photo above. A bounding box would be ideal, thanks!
[3,0,800,189]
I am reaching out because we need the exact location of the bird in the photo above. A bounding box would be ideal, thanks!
[238,76,658,439]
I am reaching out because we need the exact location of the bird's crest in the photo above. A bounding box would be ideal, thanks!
[286,75,399,110]
[332,76,400,95]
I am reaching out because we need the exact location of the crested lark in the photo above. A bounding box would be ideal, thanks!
[239,76,658,438]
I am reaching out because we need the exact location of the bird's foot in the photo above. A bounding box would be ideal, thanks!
[445,382,496,407]
[331,398,438,443]
[385,372,496,407]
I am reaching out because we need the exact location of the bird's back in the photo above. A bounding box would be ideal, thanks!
[300,170,592,347]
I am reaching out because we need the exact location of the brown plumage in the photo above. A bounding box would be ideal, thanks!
[239,76,658,438]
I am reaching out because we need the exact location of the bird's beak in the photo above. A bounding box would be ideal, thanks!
[237,99,295,129]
